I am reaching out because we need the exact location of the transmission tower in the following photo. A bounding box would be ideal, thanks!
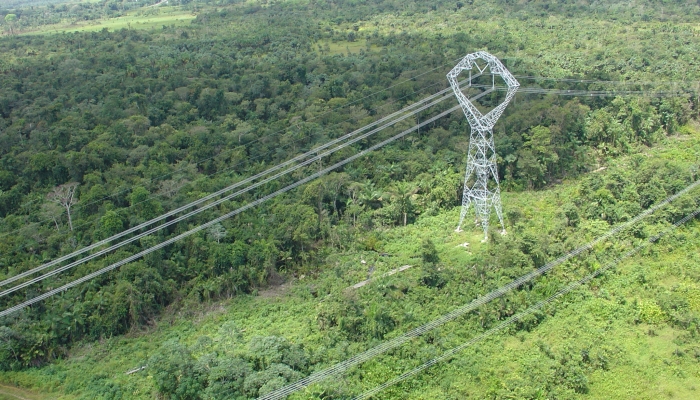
[447,51,519,240]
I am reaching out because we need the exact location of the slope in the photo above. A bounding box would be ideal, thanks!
[0,127,698,399]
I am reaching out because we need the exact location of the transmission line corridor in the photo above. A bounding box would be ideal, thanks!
[0,57,696,385]
[1,73,688,318]
[0,73,493,316]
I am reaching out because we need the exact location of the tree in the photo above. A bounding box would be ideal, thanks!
[243,364,303,398]
[40,202,63,231]
[99,210,125,239]
[584,109,627,152]
[159,178,189,198]
[4,14,17,35]
[0,327,21,370]
[247,336,307,371]
[324,173,349,219]
[204,358,252,399]
[148,341,206,400]
[208,223,227,244]
[364,302,395,339]
[387,181,419,226]
[358,181,382,210]
[129,186,163,221]
[346,181,365,226]
[47,182,79,231]
[517,125,559,189]
[421,237,439,264]
[272,203,317,254]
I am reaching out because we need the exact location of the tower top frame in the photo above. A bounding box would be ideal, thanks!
[446,51,520,131]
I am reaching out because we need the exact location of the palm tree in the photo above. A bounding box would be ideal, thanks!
[359,180,382,210]
[345,197,361,227]
[387,181,419,226]
[346,181,364,226]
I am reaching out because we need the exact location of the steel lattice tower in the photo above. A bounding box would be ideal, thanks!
[447,52,519,240]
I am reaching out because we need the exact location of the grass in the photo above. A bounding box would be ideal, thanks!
[316,39,380,56]
[364,218,700,398]
[0,383,48,400]
[20,7,195,36]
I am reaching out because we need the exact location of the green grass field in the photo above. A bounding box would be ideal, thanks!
[316,39,377,56]
[20,8,195,36]
[0,382,48,400]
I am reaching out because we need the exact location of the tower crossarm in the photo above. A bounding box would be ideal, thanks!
[482,86,518,127]
[447,73,488,131]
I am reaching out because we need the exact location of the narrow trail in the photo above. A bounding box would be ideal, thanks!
[147,0,169,8]
[0,384,40,400]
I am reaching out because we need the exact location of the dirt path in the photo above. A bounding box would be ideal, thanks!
[147,0,169,7]
[258,281,293,298]
[348,265,413,289]
[0,383,57,400]
[0,384,37,400]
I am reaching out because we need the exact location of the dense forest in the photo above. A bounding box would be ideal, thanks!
[0,0,699,398]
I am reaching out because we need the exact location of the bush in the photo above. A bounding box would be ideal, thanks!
[148,341,206,400]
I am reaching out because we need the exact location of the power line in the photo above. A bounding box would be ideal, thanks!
[2,73,690,241]
[0,60,461,240]
[465,83,685,98]
[256,176,700,400]
[353,207,700,400]
[2,76,692,300]
[0,95,471,318]
[515,87,683,97]
[0,86,469,297]
[0,78,444,242]
[513,74,700,86]
[2,66,695,305]
[0,77,482,295]
[0,63,695,394]
[473,72,698,88]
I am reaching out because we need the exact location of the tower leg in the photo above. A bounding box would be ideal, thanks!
[488,158,506,235]
[478,202,490,242]
[456,127,505,242]
[491,190,506,235]
[456,145,477,232]
[477,162,490,242]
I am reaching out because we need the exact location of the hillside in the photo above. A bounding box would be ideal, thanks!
[0,0,699,398]
[1,130,699,399]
